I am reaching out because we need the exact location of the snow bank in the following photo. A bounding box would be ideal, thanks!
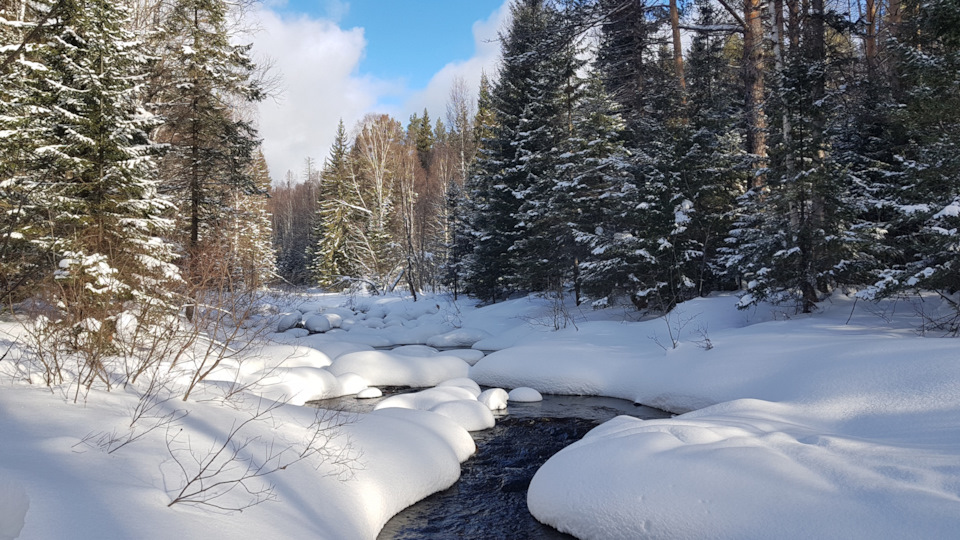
[0,382,475,540]
[328,350,470,387]
[426,327,493,348]
[0,476,28,540]
[509,294,960,538]
[430,400,496,431]
[529,398,960,539]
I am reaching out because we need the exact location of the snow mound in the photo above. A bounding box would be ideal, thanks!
[391,345,440,357]
[298,339,373,360]
[426,327,493,348]
[529,399,960,539]
[253,366,342,405]
[277,311,302,332]
[252,344,331,369]
[336,372,368,395]
[320,312,343,328]
[429,400,496,432]
[478,388,509,410]
[442,348,486,365]
[328,351,469,387]
[508,387,542,402]
[374,386,479,412]
[303,314,332,334]
[357,387,383,399]
[437,378,482,398]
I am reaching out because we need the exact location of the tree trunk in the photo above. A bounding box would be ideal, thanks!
[743,0,767,187]
[669,0,686,98]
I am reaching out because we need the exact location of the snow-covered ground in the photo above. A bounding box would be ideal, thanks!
[1,291,958,539]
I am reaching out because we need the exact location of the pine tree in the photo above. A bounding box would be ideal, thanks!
[677,0,747,296]
[464,0,574,300]
[463,0,553,302]
[854,0,960,328]
[564,71,633,306]
[728,0,870,312]
[26,0,179,336]
[0,0,56,303]
[416,108,434,171]
[310,119,357,287]
[153,0,263,279]
[585,0,687,311]
[447,73,493,299]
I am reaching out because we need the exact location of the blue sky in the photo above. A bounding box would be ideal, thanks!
[253,0,511,180]
[275,0,505,91]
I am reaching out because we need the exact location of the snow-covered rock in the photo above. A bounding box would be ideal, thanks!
[320,312,343,329]
[277,311,302,332]
[508,387,542,402]
[303,315,333,334]
[391,345,440,357]
[442,348,486,365]
[429,400,495,432]
[437,377,481,398]
[357,387,383,399]
[477,388,509,410]
[374,386,478,412]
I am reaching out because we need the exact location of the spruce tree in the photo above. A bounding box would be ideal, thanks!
[447,74,494,299]
[310,119,357,287]
[0,0,56,303]
[154,0,263,278]
[857,0,960,327]
[463,1,557,302]
[27,0,179,334]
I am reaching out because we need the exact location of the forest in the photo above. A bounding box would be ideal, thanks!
[3,0,960,332]
[271,0,960,325]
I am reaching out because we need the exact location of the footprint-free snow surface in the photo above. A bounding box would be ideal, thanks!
[1,291,959,539]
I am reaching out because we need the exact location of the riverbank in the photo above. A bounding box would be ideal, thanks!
[1,291,958,539]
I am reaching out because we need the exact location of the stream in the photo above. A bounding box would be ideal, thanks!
[312,389,671,539]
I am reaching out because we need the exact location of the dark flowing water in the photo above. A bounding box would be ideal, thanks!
[313,391,670,539]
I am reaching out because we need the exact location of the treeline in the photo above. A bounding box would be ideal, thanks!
[281,0,959,321]
[271,82,477,298]
[0,0,275,326]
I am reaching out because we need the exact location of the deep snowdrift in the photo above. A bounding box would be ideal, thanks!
[1,291,958,539]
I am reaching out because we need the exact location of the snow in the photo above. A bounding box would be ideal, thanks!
[328,350,470,387]
[357,387,383,399]
[303,314,332,333]
[508,387,544,402]
[478,388,509,410]
[425,327,493,348]
[437,377,482,397]
[373,386,494,432]
[2,290,960,539]
[276,311,301,332]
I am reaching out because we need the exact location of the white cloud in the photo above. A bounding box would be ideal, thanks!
[402,2,511,126]
[251,1,511,183]
[252,8,390,182]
